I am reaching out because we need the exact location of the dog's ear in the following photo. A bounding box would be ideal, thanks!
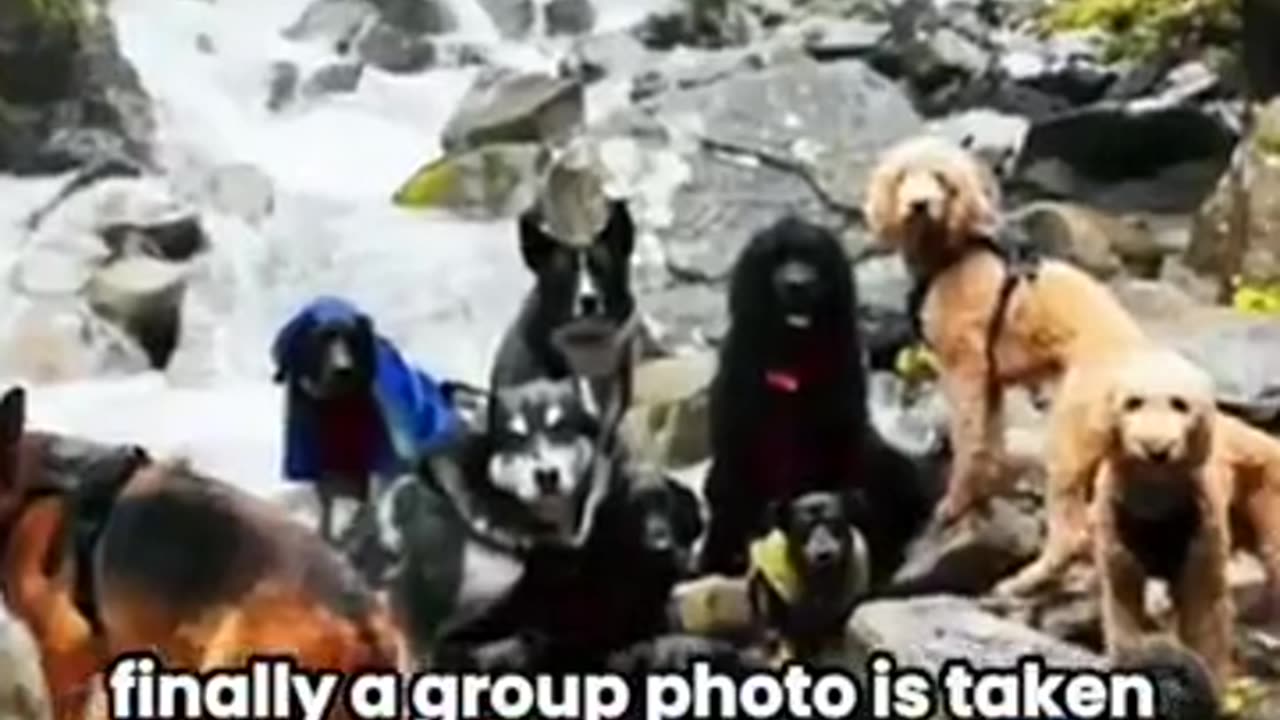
[598,200,635,260]
[271,311,316,383]
[764,498,788,533]
[519,208,558,273]
[863,153,904,247]
[665,477,705,546]
[946,147,1001,243]
[352,313,377,367]
[0,387,25,448]
[0,387,25,492]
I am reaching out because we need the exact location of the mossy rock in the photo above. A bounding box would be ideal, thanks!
[392,142,546,218]
[0,0,88,104]
[1039,0,1239,62]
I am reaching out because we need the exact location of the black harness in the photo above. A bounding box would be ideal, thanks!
[906,226,1043,402]
[12,438,150,633]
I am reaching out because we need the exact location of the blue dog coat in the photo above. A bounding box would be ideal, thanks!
[272,297,460,488]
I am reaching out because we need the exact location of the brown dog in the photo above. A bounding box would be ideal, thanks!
[863,135,1149,586]
[0,387,403,720]
[1090,349,1233,687]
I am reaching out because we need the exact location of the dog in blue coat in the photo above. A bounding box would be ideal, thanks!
[272,296,460,541]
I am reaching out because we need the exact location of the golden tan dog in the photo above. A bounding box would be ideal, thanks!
[1089,348,1233,688]
[0,387,404,720]
[863,135,1149,592]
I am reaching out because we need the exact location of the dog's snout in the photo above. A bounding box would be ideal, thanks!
[908,198,932,216]
[534,468,561,494]
[643,516,675,553]
[1141,440,1174,464]
[576,292,601,318]
[327,340,355,373]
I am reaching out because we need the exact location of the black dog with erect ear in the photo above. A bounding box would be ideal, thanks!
[747,489,871,662]
[490,199,638,432]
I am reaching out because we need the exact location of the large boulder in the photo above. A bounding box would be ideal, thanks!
[0,0,153,174]
[12,174,208,372]
[1110,279,1280,426]
[440,68,584,152]
[392,142,547,218]
[848,595,1105,672]
[1014,102,1235,214]
[616,58,923,283]
[475,0,535,40]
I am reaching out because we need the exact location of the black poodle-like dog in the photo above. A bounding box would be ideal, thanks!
[698,216,937,584]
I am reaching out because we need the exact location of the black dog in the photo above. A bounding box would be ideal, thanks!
[748,490,870,662]
[272,297,459,542]
[699,216,936,583]
[490,199,638,434]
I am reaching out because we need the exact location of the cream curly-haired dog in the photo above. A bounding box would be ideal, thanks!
[863,134,1149,594]
[864,135,1280,613]
[1090,348,1233,689]
[1093,347,1280,688]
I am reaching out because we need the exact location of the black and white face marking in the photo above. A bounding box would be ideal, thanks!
[295,316,376,399]
[771,258,821,330]
[487,380,598,530]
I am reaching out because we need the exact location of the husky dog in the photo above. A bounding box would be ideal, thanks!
[354,379,700,671]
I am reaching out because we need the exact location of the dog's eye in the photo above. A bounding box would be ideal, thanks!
[1170,397,1189,413]
[931,171,955,196]
[1122,396,1143,412]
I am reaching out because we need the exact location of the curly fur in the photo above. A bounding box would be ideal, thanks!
[1089,349,1234,689]
[699,216,934,583]
[864,135,1157,596]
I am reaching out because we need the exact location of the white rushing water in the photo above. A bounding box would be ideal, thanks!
[0,0,670,497]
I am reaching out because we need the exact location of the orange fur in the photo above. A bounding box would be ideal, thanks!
[863,136,1149,585]
[0,390,405,720]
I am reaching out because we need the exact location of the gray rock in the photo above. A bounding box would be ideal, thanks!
[391,142,547,218]
[1014,103,1236,214]
[802,18,889,61]
[0,6,154,174]
[282,0,376,46]
[1112,279,1280,425]
[848,596,1105,673]
[195,32,216,53]
[929,109,1028,179]
[373,0,456,35]
[1165,315,1280,426]
[0,603,49,720]
[640,283,729,350]
[544,0,596,36]
[475,0,535,40]
[266,60,301,112]
[440,68,584,152]
[643,59,923,281]
[855,254,914,369]
[16,174,203,371]
[356,20,435,73]
[563,30,657,83]
[892,491,1043,597]
[301,60,364,97]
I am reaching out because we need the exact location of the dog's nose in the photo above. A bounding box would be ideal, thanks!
[1144,443,1173,464]
[534,468,560,494]
[909,198,931,216]
[577,293,601,317]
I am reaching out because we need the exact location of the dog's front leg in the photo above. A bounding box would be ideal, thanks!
[994,369,1106,596]
[1095,505,1148,664]
[316,483,335,542]
[934,362,1004,524]
[1173,496,1235,691]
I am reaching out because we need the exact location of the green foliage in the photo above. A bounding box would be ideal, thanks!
[13,0,85,32]
[1040,0,1239,61]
